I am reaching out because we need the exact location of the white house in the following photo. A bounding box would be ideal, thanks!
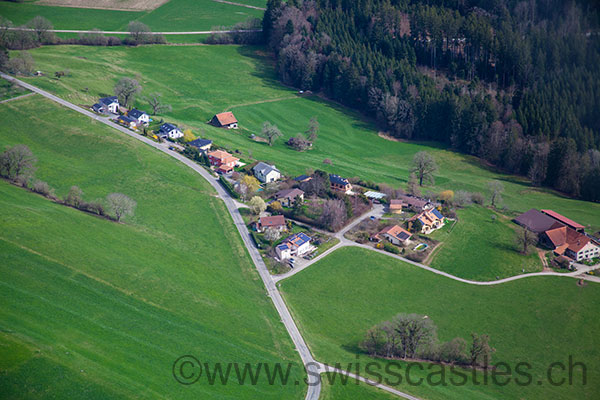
[158,123,183,140]
[117,115,138,130]
[128,109,150,126]
[253,162,281,183]
[92,96,119,114]
[276,232,312,260]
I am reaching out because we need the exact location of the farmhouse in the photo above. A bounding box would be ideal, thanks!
[116,115,138,129]
[541,225,600,261]
[253,162,281,183]
[397,194,434,212]
[210,112,238,129]
[276,232,312,260]
[329,174,352,194]
[373,225,412,245]
[207,149,239,174]
[188,138,213,153]
[541,209,585,233]
[92,96,119,114]
[409,208,445,234]
[158,123,183,140]
[256,215,287,233]
[514,208,563,234]
[128,109,149,126]
[389,199,405,214]
[273,188,304,207]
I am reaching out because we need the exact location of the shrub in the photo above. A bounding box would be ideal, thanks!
[471,192,485,205]
[383,242,400,254]
[32,180,55,198]
[406,252,426,262]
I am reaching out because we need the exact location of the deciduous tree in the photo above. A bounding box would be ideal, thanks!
[249,196,266,215]
[106,193,136,222]
[487,180,504,207]
[0,144,36,180]
[261,121,282,146]
[114,77,141,108]
[410,152,437,186]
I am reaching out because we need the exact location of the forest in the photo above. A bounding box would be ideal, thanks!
[263,0,600,201]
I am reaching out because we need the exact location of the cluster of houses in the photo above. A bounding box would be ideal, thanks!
[253,214,314,261]
[515,209,599,262]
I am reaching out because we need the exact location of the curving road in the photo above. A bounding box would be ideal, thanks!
[6,73,596,399]
[0,73,322,400]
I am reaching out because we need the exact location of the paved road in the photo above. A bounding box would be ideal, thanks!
[7,27,262,35]
[0,73,322,400]
[275,201,599,285]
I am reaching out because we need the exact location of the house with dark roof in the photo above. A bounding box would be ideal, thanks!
[273,188,304,207]
[209,112,238,129]
[188,138,213,153]
[158,123,183,140]
[256,215,287,233]
[372,225,412,245]
[329,174,352,194]
[276,232,312,260]
[128,109,149,126]
[513,209,563,234]
[253,162,281,183]
[116,115,138,129]
[294,175,312,183]
[409,208,445,234]
[92,96,119,114]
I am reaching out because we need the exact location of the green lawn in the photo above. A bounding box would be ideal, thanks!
[15,44,600,236]
[428,206,542,280]
[280,246,600,400]
[0,95,305,399]
[0,78,30,101]
[0,0,263,31]
[320,374,399,400]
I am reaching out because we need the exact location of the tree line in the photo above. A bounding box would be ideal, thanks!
[262,0,600,202]
[361,313,494,368]
[0,145,136,222]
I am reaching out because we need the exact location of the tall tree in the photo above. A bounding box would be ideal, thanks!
[487,180,504,207]
[410,151,438,186]
[144,93,172,115]
[106,193,136,222]
[261,121,283,146]
[0,144,36,180]
[114,78,141,108]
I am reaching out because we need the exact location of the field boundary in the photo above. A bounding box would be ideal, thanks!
[6,27,261,35]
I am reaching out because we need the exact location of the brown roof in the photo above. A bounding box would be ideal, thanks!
[398,195,430,209]
[274,188,304,200]
[215,112,237,125]
[514,209,563,234]
[259,215,285,228]
[378,225,411,242]
[389,199,404,209]
[545,226,567,247]
[208,149,232,160]
[544,226,591,254]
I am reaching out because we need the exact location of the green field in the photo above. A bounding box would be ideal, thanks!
[0,95,305,399]
[14,44,600,235]
[320,374,399,400]
[280,246,600,400]
[428,206,542,280]
[0,78,29,101]
[0,0,264,31]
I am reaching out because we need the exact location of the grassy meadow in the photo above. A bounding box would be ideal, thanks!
[280,246,600,400]
[0,95,305,399]
[15,44,600,235]
[320,374,399,400]
[0,0,264,31]
[428,206,542,280]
